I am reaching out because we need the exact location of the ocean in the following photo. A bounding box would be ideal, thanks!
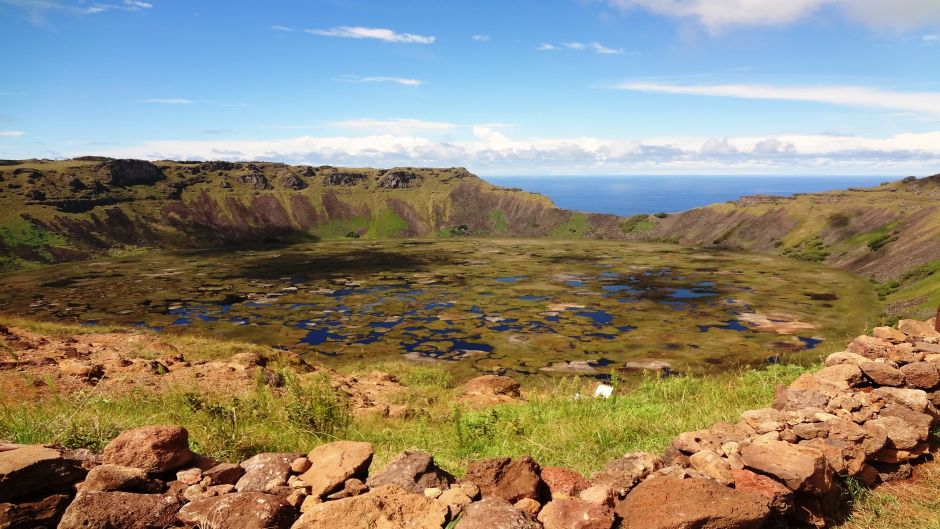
[484,175,892,217]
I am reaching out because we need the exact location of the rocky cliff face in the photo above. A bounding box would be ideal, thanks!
[0,159,626,272]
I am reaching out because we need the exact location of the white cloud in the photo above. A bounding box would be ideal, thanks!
[0,130,26,137]
[554,41,625,54]
[537,43,560,51]
[1,0,151,26]
[700,137,738,155]
[304,26,435,44]
[588,42,625,55]
[472,126,510,143]
[270,25,293,32]
[82,0,152,14]
[74,129,940,175]
[143,98,192,104]
[607,0,940,33]
[613,82,940,116]
[924,34,940,44]
[339,75,425,87]
[471,34,490,41]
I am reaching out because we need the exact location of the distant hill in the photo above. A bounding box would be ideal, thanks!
[0,158,625,272]
[631,174,940,318]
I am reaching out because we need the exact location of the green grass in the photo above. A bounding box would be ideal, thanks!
[313,218,370,240]
[0,217,65,249]
[841,458,940,529]
[489,209,509,234]
[783,237,830,262]
[620,214,653,234]
[846,222,900,252]
[366,210,408,239]
[0,217,67,271]
[880,259,940,318]
[550,213,589,239]
[0,363,806,475]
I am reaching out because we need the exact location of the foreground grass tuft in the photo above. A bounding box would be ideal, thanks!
[0,364,805,475]
[841,457,940,529]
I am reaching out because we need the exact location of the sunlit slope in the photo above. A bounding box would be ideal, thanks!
[636,174,940,318]
[0,158,625,271]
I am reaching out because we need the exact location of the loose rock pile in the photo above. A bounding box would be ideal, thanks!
[1,319,937,529]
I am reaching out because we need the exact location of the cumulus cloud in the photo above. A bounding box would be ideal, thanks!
[70,128,940,175]
[607,0,940,33]
[304,26,435,44]
[613,82,940,116]
[338,75,425,87]
[0,130,26,137]
[700,137,738,155]
[270,25,293,32]
[537,43,560,51]
[471,34,490,41]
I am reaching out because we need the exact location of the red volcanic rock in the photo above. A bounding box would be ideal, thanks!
[463,457,545,503]
[103,425,193,473]
[541,466,591,499]
[617,477,770,529]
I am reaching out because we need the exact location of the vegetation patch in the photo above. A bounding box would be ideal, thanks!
[0,217,64,250]
[0,362,806,475]
[366,210,408,239]
[620,214,653,234]
[313,217,370,240]
[488,209,509,234]
[847,222,900,252]
[783,237,830,262]
[550,213,589,238]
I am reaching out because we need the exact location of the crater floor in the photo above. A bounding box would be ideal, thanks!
[0,239,880,379]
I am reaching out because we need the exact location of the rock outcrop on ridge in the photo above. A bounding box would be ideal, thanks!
[1,318,938,528]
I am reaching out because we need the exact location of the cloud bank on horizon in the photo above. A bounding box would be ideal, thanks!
[1,0,939,175]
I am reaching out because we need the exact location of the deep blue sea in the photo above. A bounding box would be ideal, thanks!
[484,176,892,217]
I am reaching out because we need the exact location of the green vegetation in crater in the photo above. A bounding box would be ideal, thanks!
[847,222,901,252]
[783,237,830,262]
[550,213,589,238]
[313,217,370,240]
[489,209,509,234]
[366,210,408,239]
[878,259,940,320]
[619,214,653,234]
[0,238,880,381]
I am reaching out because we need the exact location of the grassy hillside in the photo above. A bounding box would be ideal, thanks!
[630,174,940,319]
[0,158,626,272]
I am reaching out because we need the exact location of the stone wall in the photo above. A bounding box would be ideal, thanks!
[1,318,938,529]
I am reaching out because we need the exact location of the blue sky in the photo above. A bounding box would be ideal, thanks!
[1,0,939,175]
